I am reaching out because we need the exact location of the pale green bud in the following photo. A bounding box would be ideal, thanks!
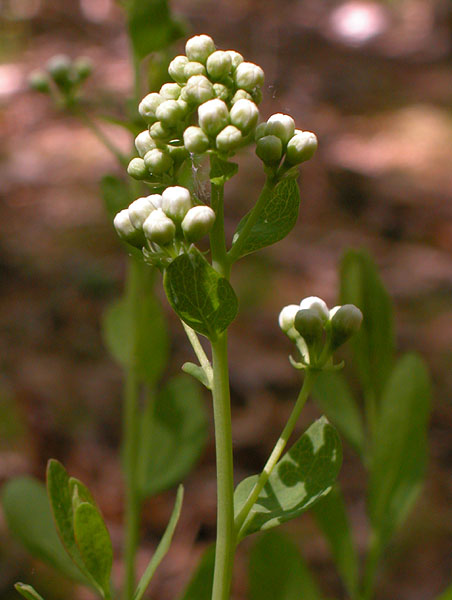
[128,196,157,229]
[127,157,148,180]
[182,205,216,242]
[114,209,143,247]
[299,296,329,322]
[185,34,216,64]
[278,304,301,340]
[135,130,156,157]
[184,75,215,105]
[330,304,363,348]
[177,99,190,116]
[216,125,243,153]
[161,186,192,223]
[159,83,181,100]
[198,98,229,136]
[143,148,173,174]
[149,121,173,142]
[184,61,206,78]
[138,93,163,124]
[266,113,295,145]
[73,57,93,82]
[213,83,232,102]
[230,99,259,133]
[155,99,184,128]
[206,50,232,80]
[167,144,189,165]
[225,50,244,70]
[231,89,253,104]
[168,55,189,83]
[183,126,210,153]
[46,54,72,85]
[254,122,267,140]
[29,70,50,93]
[256,135,283,164]
[234,62,264,92]
[286,131,318,164]
[143,209,176,246]
[294,309,324,346]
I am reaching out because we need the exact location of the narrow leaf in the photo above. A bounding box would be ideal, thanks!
[163,249,238,340]
[134,485,184,600]
[313,486,359,598]
[249,531,323,600]
[15,583,45,600]
[209,155,238,185]
[178,545,215,600]
[234,417,342,537]
[313,371,364,456]
[232,178,300,258]
[182,362,212,389]
[69,477,96,507]
[368,354,430,545]
[137,375,208,499]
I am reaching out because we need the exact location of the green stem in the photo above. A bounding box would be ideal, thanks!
[227,177,276,264]
[209,165,229,278]
[210,333,235,600]
[361,530,382,600]
[234,369,318,536]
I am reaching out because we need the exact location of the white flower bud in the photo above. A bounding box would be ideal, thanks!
[135,130,156,157]
[225,50,244,70]
[184,75,215,105]
[46,54,71,84]
[167,144,189,165]
[213,83,232,102]
[230,99,259,133]
[183,126,210,153]
[256,135,283,164]
[159,83,181,100]
[143,209,176,246]
[329,306,340,319]
[216,125,243,153]
[286,131,318,164]
[138,93,163,124]
[278,304,301,335]
[149,121,173,142]
[182,205,216,242]
[294,309,324,346]
[29,70,50,93]
[127,157,148,180]
[206,50,232,80]
[155,99,184,128]
[266,113,295,145]
[143,148,173,174]
[177,99,190,116]
[114,209,138,240]
[330,304,363,348]
[234,62,264,92]
[198,99,229,136]
[299,296,329,322]
[185,34,216,64]
[168,55,189,83]
[161,186,192,223]
[128,196,157,229]
[184,61,206,78]
[231,89,253,104]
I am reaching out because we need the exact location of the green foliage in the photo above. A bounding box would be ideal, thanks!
[14,584,45,600]
[232,178,300,258]
[1,477,87,583]
[137,375,208,499]
[234,417,342,537]
[209,155,238,186]
[368,354,430,545]
[133,485,184,600]
[164,249,238,340]
[249,531,322,600]
[179,546,215,600]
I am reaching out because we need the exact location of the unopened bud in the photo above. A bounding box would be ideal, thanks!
[127,157,148,180]
[256,135,283,164]
[29,70,50,93]
[185,34,216,64]
[182,205,216,242]
[231,89,253,104]
[330,304,363,348]
[198,99,229,136]
[46,54,72,85]
[230,99,259,133]
[114,209,144,247]
[128,196,158,229]
[184,75,215,105]
[286,131,318,164]
[266,113,295,145]
[138,93,163,124]
[73,57,93,82]
[299,296,329,322]
[143,209,176,246]
[135,130,156,157]
[206,50,232,80]
[254,122,267,140]
[278,304,301,340]
[234,62,264,92]
[144,148,173,174]
[216,125,243,153]
[294,309,324,346]
[183,126,210,153]
[159,83,181,100]
[213,83,232,102]
[184,61,206,79]
[167,144,189,165]
[149,121,173,142]
[226,50,244,70]
[161,186,192,223]
[155,99,184,128]
[168,55,189,83]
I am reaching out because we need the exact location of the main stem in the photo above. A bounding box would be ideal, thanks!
[211,333,235,600]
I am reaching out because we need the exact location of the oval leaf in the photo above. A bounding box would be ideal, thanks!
[163,249,238,340]
[234,417,342,537]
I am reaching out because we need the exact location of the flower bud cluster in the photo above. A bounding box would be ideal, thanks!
[279,296,362,368]
[29,54,93,99]
[113,186,216,267]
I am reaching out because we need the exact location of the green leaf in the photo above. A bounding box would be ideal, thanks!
[312,486,359,598]
[101,174,131,220]
[368,354,431,545]
[15,583,45,600]
[69,477,96,507]
[1,477,86,583]
[137,375,208,499]
[182,362,212,389]
[340,249,394,399]
[102,262,168,384]
[178,545,215,600]
[249,531,323,600]
[124,0,185,62]
[231,178,300,259]
[133,485,184,600]
[163,249,238,340]
[209,155,238,186]
[313,371,364,456]
[73,502,113,597]
[234,417,342,538]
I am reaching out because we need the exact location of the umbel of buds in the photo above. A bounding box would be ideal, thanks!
[279,296,362,368]
[28,54,93,99]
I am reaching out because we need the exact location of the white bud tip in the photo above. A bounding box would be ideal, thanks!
[161,186,192,222]
[278,304,301,333]
[299,296,329,322]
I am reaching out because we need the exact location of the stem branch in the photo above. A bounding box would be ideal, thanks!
[181,321,213,385]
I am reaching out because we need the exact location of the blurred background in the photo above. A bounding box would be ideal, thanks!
[1,0,452,599]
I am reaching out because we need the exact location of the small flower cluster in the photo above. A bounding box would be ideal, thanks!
[279,296,363,368]
[29,54,93,98]
[128,34,264,182]
[256,113,318,174]
[113,186,215,266]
